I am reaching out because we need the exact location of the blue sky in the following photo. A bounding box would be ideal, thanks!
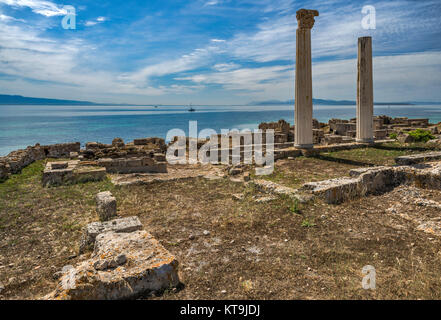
[0,0,440,104]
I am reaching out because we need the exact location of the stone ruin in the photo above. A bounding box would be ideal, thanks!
[0,142,80,181]
[47,192,180,300]
[40,137,168,186]
[301,152,441,204]
[42,161,107,187]
[81,137,167,174]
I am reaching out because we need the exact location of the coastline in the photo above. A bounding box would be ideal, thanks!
[1,104,441,157]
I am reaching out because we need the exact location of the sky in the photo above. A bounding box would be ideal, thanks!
[0,0,440,105]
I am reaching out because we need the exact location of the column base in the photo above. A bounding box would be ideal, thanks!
[294,143,314,149]
[356,138,374,144]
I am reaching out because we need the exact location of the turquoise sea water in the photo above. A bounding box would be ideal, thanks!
[1,104,441,156]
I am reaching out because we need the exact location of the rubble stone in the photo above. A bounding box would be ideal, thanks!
[96,191,117,221]
[47,230,180,300]
[397,133,415,144]
[79,216,143,253]
[395,152,441,165]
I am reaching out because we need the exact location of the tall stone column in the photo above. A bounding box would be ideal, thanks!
[294,9,319,149]
[356,36,374,143]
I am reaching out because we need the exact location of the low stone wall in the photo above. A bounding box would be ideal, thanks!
[97,156,167,174]
[44,142,80,158]
[42,161,106,187]
[83,137,166,160]
[301,161,441,204]
[395,152,441,165]
[0,142,80,181]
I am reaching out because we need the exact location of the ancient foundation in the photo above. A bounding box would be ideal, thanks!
[42,161,106,187]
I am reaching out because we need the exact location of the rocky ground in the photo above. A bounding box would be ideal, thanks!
[1,142,441,299]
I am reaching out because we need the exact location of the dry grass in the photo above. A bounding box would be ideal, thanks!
[1,143,441,300]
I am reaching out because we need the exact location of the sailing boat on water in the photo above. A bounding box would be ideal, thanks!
[188,103,195,112]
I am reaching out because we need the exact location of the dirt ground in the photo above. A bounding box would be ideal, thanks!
[1,143,441,300]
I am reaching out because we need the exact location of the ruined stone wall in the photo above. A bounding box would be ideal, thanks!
[81,138,168,174]
[0,162,9,181]
[258,119,291,134]
[0,142,80,181]
[82,138,166,160]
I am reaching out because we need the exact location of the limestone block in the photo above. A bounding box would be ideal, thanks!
[112,138,125,147]
[42,167,74,186]
[96,191,117,221]
[374,130,388,139]
[47,230,179,300]
[395,152,441,165]
[79,216,143,253]
[70,152,79,159]
[302,177,361,204]
[43,161,106,186]
[397,133,415,144]
[153,153,166,162]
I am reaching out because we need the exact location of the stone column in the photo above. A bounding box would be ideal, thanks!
[294,9,319,149]
[356,36,374,143]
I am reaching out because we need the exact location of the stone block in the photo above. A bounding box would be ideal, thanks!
[70,152,79,159]
[153,153,166,162]
[96,191,117,221]
[374,130,388,139]
[397,133,415,144]
[395,152,441,165]
[42,167,74,186]
[43,161,106,186]
[112,138,125,147]
[79,216,143,253]
[324,134,343,145]
[48,230,179,300]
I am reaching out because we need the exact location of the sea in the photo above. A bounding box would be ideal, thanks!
[1,104,441,156]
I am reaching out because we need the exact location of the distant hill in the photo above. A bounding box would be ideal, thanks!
[0,94,101,105]
[1,94,436,106]
[249,99,415,106]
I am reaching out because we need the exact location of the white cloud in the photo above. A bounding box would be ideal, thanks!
[0,13,24,22]
[84,16,107,27]
[177,65,293,99]
[120,44,226,86]
[212,62,240,72]
[204,0,220,6]
[0,0,67,17]
[312,51,441,101]
[84,20,97,26]
[0,0,440,104]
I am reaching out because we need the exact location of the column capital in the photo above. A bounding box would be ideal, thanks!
[296,9,319,29]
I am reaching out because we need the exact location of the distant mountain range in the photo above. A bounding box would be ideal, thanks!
[0,94,439,106]
[0,94,101,105]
